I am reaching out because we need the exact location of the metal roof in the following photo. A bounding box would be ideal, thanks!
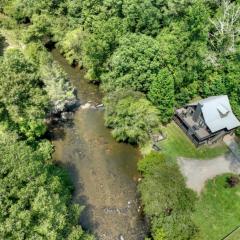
[192,95,240,133]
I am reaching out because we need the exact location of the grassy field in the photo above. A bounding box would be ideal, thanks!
[159,122,228,159]
[193,174,240,240]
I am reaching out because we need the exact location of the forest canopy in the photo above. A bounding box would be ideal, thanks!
[0,131,94,240]
[1,0,240,239]
[2,0,239,137]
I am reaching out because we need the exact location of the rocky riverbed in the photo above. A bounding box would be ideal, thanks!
[51,49,147,240]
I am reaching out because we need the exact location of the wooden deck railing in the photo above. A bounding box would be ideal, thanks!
[173,115,199,146]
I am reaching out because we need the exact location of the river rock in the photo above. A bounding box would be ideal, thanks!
[81,102,92,109]
[64,99,80,111]
[49,98,79,116]
[119,234,125,240]
[96,103,104,109]
[61,112,74,121]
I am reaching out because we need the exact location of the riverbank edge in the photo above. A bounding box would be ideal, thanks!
[0,18,95,239]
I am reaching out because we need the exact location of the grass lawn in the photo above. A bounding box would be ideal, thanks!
[159,122,228,159]
[193,174,240,240]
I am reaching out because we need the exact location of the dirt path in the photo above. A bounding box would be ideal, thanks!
[177,153,240,193]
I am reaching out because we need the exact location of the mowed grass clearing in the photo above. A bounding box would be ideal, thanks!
[159,122,228,159]
[193,174,240,240]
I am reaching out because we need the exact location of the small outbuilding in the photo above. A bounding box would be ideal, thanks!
[174,95,240,146]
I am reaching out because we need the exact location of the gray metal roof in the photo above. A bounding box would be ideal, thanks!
[192,95,240,133]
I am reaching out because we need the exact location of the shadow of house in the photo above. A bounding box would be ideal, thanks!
[174,95,240,146]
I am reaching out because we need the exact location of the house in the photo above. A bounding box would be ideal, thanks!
[174,95,240,146]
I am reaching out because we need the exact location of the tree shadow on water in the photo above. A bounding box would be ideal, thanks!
[45,119,75,141]
[56,161,99,233]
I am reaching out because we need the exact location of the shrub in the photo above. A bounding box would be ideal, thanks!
[226,175,240,188]
[57,28,85,66]
[138,152,198,239]
[104,89,160,145]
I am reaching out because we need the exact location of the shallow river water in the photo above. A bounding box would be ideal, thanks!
[51,49,147,240]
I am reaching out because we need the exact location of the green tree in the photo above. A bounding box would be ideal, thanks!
[0,49,48,140]
[3,0,64,21]
[23,14,52,43]
[104,89,160,145]
[0,130,94,240]
[148,69,175,123]
[83,17,125,80]
[138,152,198,240]
[122,0,161,36]
[57,28,85,66]
[102,33,163,92]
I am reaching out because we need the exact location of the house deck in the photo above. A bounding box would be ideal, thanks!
[176,108,210,140]
[174,96,240,146]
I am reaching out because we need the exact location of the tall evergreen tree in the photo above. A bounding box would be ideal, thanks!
[148,68,175,124]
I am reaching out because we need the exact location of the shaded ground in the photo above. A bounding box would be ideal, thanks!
[178,153,240,193]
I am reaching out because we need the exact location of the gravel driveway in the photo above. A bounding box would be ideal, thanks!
[177,153,240,193]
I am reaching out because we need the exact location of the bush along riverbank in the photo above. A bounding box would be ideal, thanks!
[0,17,94,240]
[24,42,80,124]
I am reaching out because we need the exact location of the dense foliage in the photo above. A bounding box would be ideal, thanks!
[0,16,92,240]
[0,131,93,240]
[1,0,240,239]
[24,42,77,113]
[0,42,77,139]
[2,0,239,135]
[0,49,48,140]
[138,153,197,240]
[104,90,160,145]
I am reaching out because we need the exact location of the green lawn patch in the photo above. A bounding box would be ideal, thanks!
[193,174,240,240]
[159,122,228,159]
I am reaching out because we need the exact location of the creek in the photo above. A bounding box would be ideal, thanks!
[51,49,147,240]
